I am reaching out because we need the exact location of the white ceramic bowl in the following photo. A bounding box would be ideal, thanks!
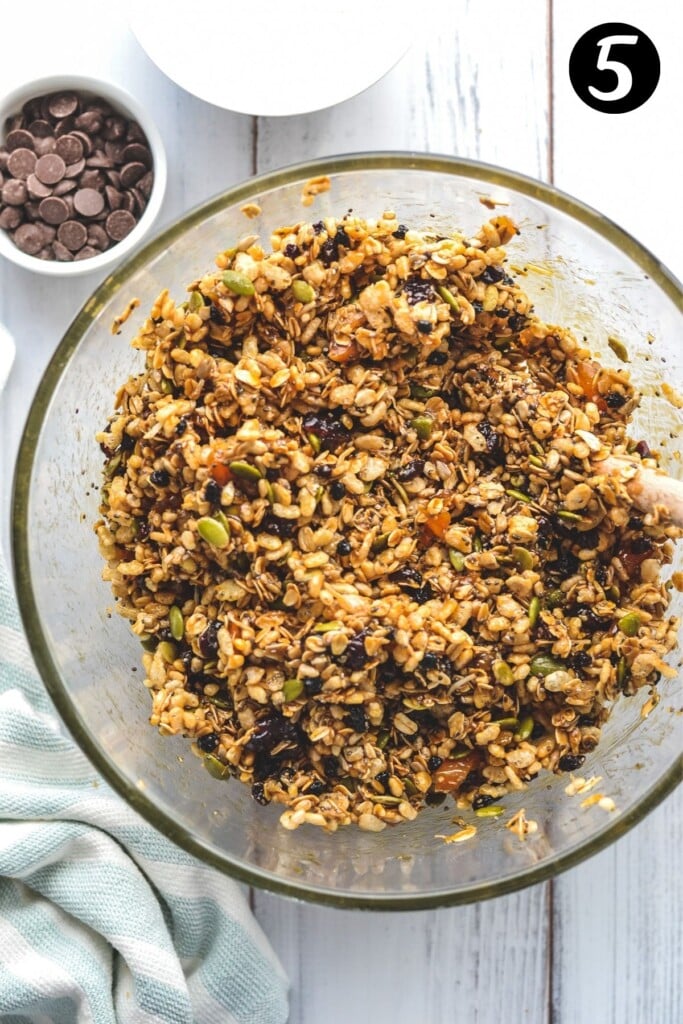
[0,74,166,277]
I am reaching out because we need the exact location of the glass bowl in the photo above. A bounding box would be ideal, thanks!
[12,154,683,909]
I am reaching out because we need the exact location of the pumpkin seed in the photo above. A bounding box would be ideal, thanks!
[544,588,564,609]
[282,678,304,702]
[437,284,460,311]
[189,290,205,311]
[160,377,174,394]
[618,611,641,636]
[158,641,176,664]
[449,549,465,571]
[617,655,629,687]
[313,620,343,633]
[228,460,262,481]
[474,805,505,818]
[452,745,472,759]
[213,510,231,534]
[495,717,519,729]
[528,454,544,468]
[607,335,629,362]
[307,432,322,453]
[557,509,583,523]
[528,596,541,627]
[376,730,390,750]
[473,533,483,552]
[292,279,315,303]
[197,516,230,548]
[204,754,230,780]
[530,654,565,676]
[515,715,535,741]
[388,475,409,505]
[222,269,255,296]
[409,384,438,400]
[507,488,531,503]
[493,660,515,686]
[410,415,433,440]
[512,546,533,571]
[169,605,184,641]
[371,532,390,553]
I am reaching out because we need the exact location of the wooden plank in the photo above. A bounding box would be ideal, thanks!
[256,0,550,182]
[551,5,682,1022]
[552,787,683,1024]
[551,0,683,277]
[253,886,551,1024]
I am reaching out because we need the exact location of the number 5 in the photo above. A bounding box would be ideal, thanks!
[588,34,639,101]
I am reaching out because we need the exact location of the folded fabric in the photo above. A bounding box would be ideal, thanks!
[0,545,289,1024]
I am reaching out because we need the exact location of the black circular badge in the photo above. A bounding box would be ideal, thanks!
[569,23,660,113]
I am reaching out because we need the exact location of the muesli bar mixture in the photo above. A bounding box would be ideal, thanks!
[96,212,680,832]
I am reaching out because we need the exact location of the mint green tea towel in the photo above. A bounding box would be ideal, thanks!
[0,546,289,1024]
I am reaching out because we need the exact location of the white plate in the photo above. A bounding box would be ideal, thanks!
[130,0,415,117]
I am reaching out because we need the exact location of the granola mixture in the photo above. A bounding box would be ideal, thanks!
[95,211,680,832]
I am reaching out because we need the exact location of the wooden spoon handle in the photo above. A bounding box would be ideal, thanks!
[597,456,683,528]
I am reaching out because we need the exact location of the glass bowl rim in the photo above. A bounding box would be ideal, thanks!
[11,151,683,910]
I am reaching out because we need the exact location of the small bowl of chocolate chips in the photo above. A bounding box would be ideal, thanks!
[0,75,166,275]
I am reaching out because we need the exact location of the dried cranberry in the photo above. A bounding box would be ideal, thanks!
[246,713,301,754]
[284,243,300,258]
[302,411,351,452]
[395,459,425,481]
[627,515,644,531]
[472,792,497,810]
[316,463,333,478]
[198,620,220,658]
[480,265,505,284]
[558,753,586,772]
[204,479,221,504]
[251,781,268,805]
[312,220,325,234]
[197,732,219,753]
[403,276,435,304]
[635,440,651,458]
[344,706,368,732]
[426,791,447,806]
[175,417,188,436]
[476,420,503,462]
[508,313,528,332]
[574,604,610,633]
[375,770,390,787]
[209,303,227,325]
[427,755,443,772]
[606,391,627,409]
[471,300,484,314]
[630,536,652,555]
[417,320,433,335]
[304,677,323,697]
[413,583,435,604]
[335,226,351,249]
[495,307,510,318]
[136,518,150,541]
[389,565,423,588]
[330,480,346,500]
[307,778,325,795]
[258,512,296,539]
[568,650,592,671]
[337,628,371,671]
[319,238,337,265]
[150,469,170,487]
[427,348,448,364]
[392,225,408,239]
[323,754,339,778]
[595,563,609,586]
[420,652,452,677]
[552,548,579,577]
[337,538,352,556]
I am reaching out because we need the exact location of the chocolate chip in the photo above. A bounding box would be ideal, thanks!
[57,219,87,251]
[119,161,146,188]
[35,153,66,185]
[64,158,85,178]
[7,148,36,179]
[52,178,77,196]
[105,184,123,210]
[53,116,76,137]
[26,173,52,199]
[13,222,44,254]
[1,179,27,205]
[71,130,93,155]
[33,135,56,156]
[74,244,100,260]
[105,209,135,240]
[0,206,22,229]
[121,143,152,167]
[79,169,105,190]
[48,92,79,118]
[28,119,53,138]
[52,239,74,261]
[103,116,127,141]
[5,128,34,152]
[87,224,109,250]
[86,151,113,170]
[54,134,84,164]
[73,187,104,217]
[39,196,69,225]
[75,109,103,134]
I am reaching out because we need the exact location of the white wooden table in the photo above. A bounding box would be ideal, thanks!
[1,3,681,1021]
